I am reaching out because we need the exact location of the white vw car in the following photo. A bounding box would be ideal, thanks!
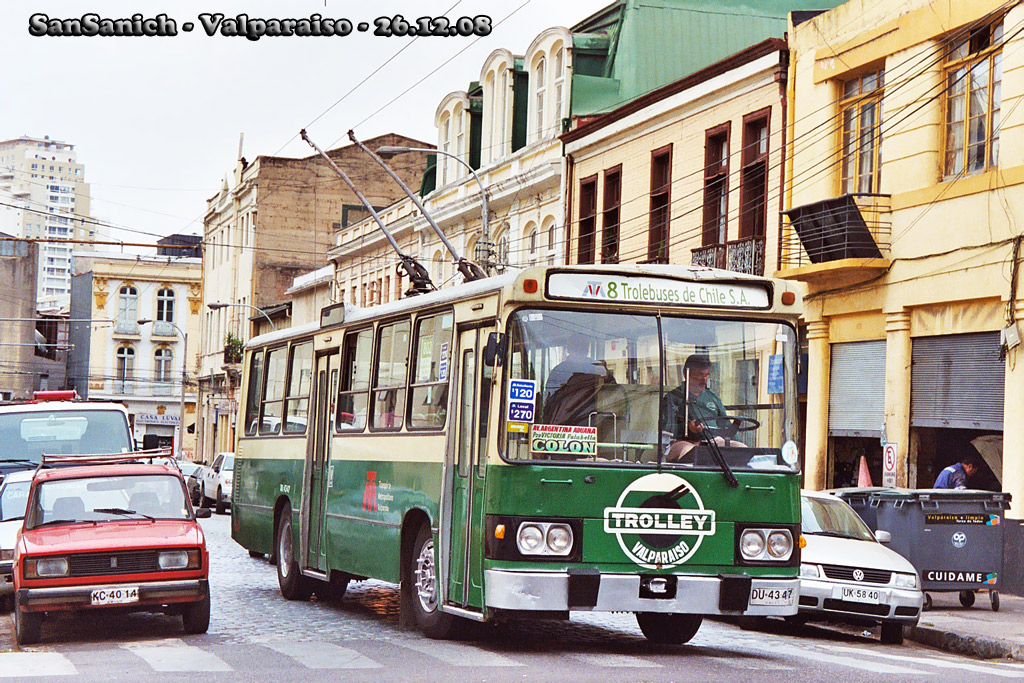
[798,490,924,644]
[200,452,234,514]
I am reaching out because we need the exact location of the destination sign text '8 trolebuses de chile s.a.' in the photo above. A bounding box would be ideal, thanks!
[546,273,771,309]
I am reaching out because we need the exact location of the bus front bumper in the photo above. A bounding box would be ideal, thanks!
[484,569,799,615]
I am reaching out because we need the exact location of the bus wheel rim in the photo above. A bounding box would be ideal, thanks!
[414,537,438,612]
[279,519,292,578]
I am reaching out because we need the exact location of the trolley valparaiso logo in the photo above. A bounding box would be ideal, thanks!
[604,473,715,569]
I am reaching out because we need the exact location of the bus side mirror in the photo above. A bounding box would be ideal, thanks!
[483,332,506,367]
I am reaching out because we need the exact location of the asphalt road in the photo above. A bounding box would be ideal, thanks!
[2,513,1023,682]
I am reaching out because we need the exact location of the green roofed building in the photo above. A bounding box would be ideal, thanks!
[569,0,845,118]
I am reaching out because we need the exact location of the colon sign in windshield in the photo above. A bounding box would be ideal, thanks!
[503,309,798,471]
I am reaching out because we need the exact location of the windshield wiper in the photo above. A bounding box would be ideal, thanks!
[690,414,739,488]
[1,459,40,466]
[93,507,155,522]
[34,518,96,527]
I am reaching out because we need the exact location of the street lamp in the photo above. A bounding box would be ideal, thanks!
[207,302,276,332]
[137,318,188,460]
[375,145,492,273]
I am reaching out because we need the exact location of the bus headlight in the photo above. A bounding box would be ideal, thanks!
[486,516,580,561]
[546,524,573,554]
[516,521,573,556]
[517,524,544,553]
[739,529,765,559]
[766,530,794,560]
[738,527,795,563]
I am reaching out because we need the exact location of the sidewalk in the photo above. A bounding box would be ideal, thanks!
[908,590,1024,659]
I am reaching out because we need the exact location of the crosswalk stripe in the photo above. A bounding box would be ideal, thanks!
[829,644,1024,678]
[120,639,232,672]
[569,652,661,668]
[0,652,76,677]
[775,644,929,675]
[399,640,523,667]
[262,641,381,669]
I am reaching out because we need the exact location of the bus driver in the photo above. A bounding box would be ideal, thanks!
[663,354,744,461]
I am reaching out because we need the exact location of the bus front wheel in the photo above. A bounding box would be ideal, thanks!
[635,612,703,645]
[276,508,313,601]
[410,525,462,639]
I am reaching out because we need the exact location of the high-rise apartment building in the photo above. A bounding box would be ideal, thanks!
[0,135,94,311]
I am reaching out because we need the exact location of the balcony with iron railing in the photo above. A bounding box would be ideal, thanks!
[778,193,891,288]
[690,235,766,276]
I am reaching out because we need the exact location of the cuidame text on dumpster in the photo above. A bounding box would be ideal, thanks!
[923,570,997,584]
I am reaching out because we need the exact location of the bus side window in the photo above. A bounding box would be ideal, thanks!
[283,342,313,434]
[371,320,410,431]
[338,328,372,432]
[260,347,287,435]
[409,312,453,429]
[244,350,264,436]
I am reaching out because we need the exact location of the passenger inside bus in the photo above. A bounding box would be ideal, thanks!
[540,336,629,455]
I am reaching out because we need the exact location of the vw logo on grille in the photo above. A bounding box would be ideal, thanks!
[852,569,865,582]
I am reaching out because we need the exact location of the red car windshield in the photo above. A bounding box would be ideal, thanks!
[26,474,191,529]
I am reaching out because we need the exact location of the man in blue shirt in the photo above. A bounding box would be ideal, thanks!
[933,456,980,489]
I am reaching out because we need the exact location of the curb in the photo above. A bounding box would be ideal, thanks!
[907,624,1024,660]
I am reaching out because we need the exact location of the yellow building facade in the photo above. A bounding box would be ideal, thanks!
[781,0,1023,586]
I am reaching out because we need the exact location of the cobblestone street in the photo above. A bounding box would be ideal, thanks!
[3,512,1024,681]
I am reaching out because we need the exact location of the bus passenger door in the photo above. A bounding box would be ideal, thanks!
[445,326,491,609]
[307,351,338,571]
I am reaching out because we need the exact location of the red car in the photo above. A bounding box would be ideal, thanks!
[12,457,212,645]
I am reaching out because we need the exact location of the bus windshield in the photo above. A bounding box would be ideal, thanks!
[504,309,797,472]
[0,409,133,467]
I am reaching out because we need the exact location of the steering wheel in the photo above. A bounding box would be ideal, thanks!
[701,414,760,440]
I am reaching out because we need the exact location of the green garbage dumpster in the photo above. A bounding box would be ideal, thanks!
[869,489,1011,611]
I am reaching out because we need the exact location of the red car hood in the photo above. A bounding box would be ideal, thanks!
[21,520,201,555]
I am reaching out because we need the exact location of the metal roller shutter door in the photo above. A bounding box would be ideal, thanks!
[829,340,886,436]
[911,332,1004,430]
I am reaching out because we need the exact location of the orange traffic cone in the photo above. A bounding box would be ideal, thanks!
[857,455,873,487]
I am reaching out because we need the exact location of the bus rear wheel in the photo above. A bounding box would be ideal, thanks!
[635,612,703,645]
[276,507,313,601]
[409,525,462,639]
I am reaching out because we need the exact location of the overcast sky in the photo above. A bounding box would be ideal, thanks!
[0,0,611,247]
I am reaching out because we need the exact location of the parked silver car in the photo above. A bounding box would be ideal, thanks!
[798,490,925,644]
[0,470,34,611]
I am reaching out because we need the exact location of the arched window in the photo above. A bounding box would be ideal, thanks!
[534,57,546,141]
[439,115,451,185]
[525,224,539,265]
[117,285,138,334]
[553,47,565,129]
[545,217,559,265]
[155,347,173,384]
[116,345,135,393]
[432,249,445,285]
[454,108,465,175]
[499,68,510,156]
[156,288,175,323]
[494,229,510,270]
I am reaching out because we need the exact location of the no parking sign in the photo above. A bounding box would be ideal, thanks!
[883,442,898,487]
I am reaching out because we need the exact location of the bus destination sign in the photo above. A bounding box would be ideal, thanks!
[547,273,770,309]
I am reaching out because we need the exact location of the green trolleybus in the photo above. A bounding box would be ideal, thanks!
[231,264,804,643]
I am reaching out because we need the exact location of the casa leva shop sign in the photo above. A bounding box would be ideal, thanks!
[136,413,180,425]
